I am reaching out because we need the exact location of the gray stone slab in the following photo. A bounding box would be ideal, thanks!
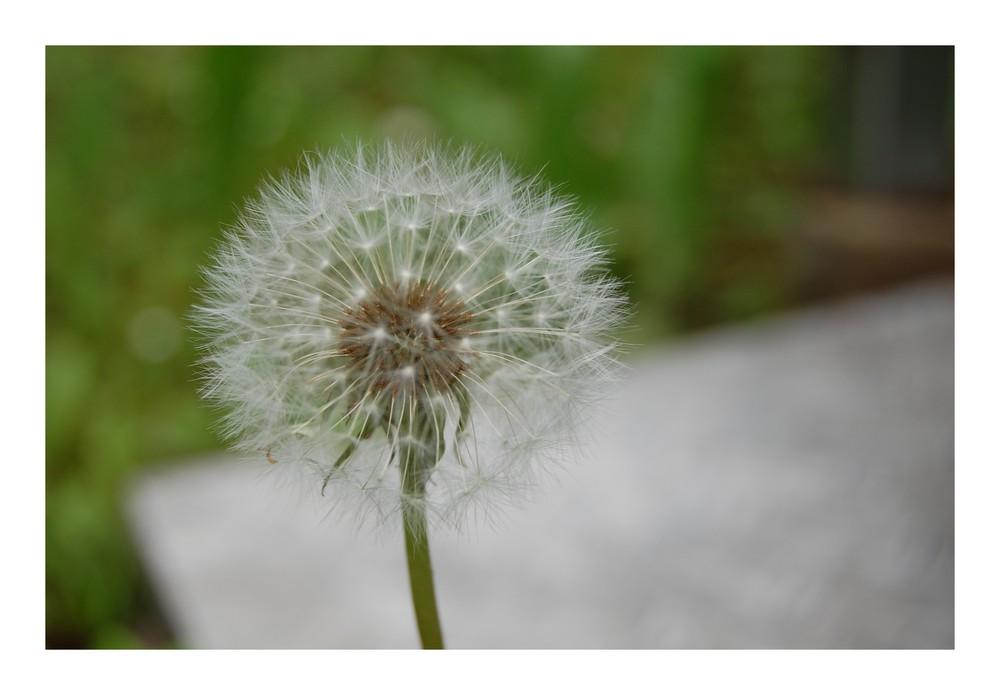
[127,281,954,648]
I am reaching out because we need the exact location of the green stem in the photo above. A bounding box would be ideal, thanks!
[397,402,447,648]
[403,504,445,649]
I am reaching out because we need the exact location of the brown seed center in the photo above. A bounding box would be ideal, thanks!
[338,282,474,396]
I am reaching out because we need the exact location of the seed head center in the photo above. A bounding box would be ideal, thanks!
[338,282,474,396]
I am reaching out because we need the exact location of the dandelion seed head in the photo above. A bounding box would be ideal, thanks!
[193,141,627,530]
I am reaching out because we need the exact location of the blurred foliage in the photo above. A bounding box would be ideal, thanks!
[46,46,831,647]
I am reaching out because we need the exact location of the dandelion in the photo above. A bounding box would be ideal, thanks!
[194,142,626,647]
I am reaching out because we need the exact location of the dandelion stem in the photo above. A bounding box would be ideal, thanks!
[399,405,446,649]
[403,504,445,649]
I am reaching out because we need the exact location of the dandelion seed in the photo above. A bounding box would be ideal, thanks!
[193,141,627,647]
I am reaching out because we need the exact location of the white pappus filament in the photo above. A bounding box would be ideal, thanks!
[194,141,627,530]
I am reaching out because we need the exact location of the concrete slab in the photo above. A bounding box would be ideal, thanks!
[127,281,954,648]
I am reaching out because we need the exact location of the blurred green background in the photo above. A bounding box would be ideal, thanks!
[46,46,952,648]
